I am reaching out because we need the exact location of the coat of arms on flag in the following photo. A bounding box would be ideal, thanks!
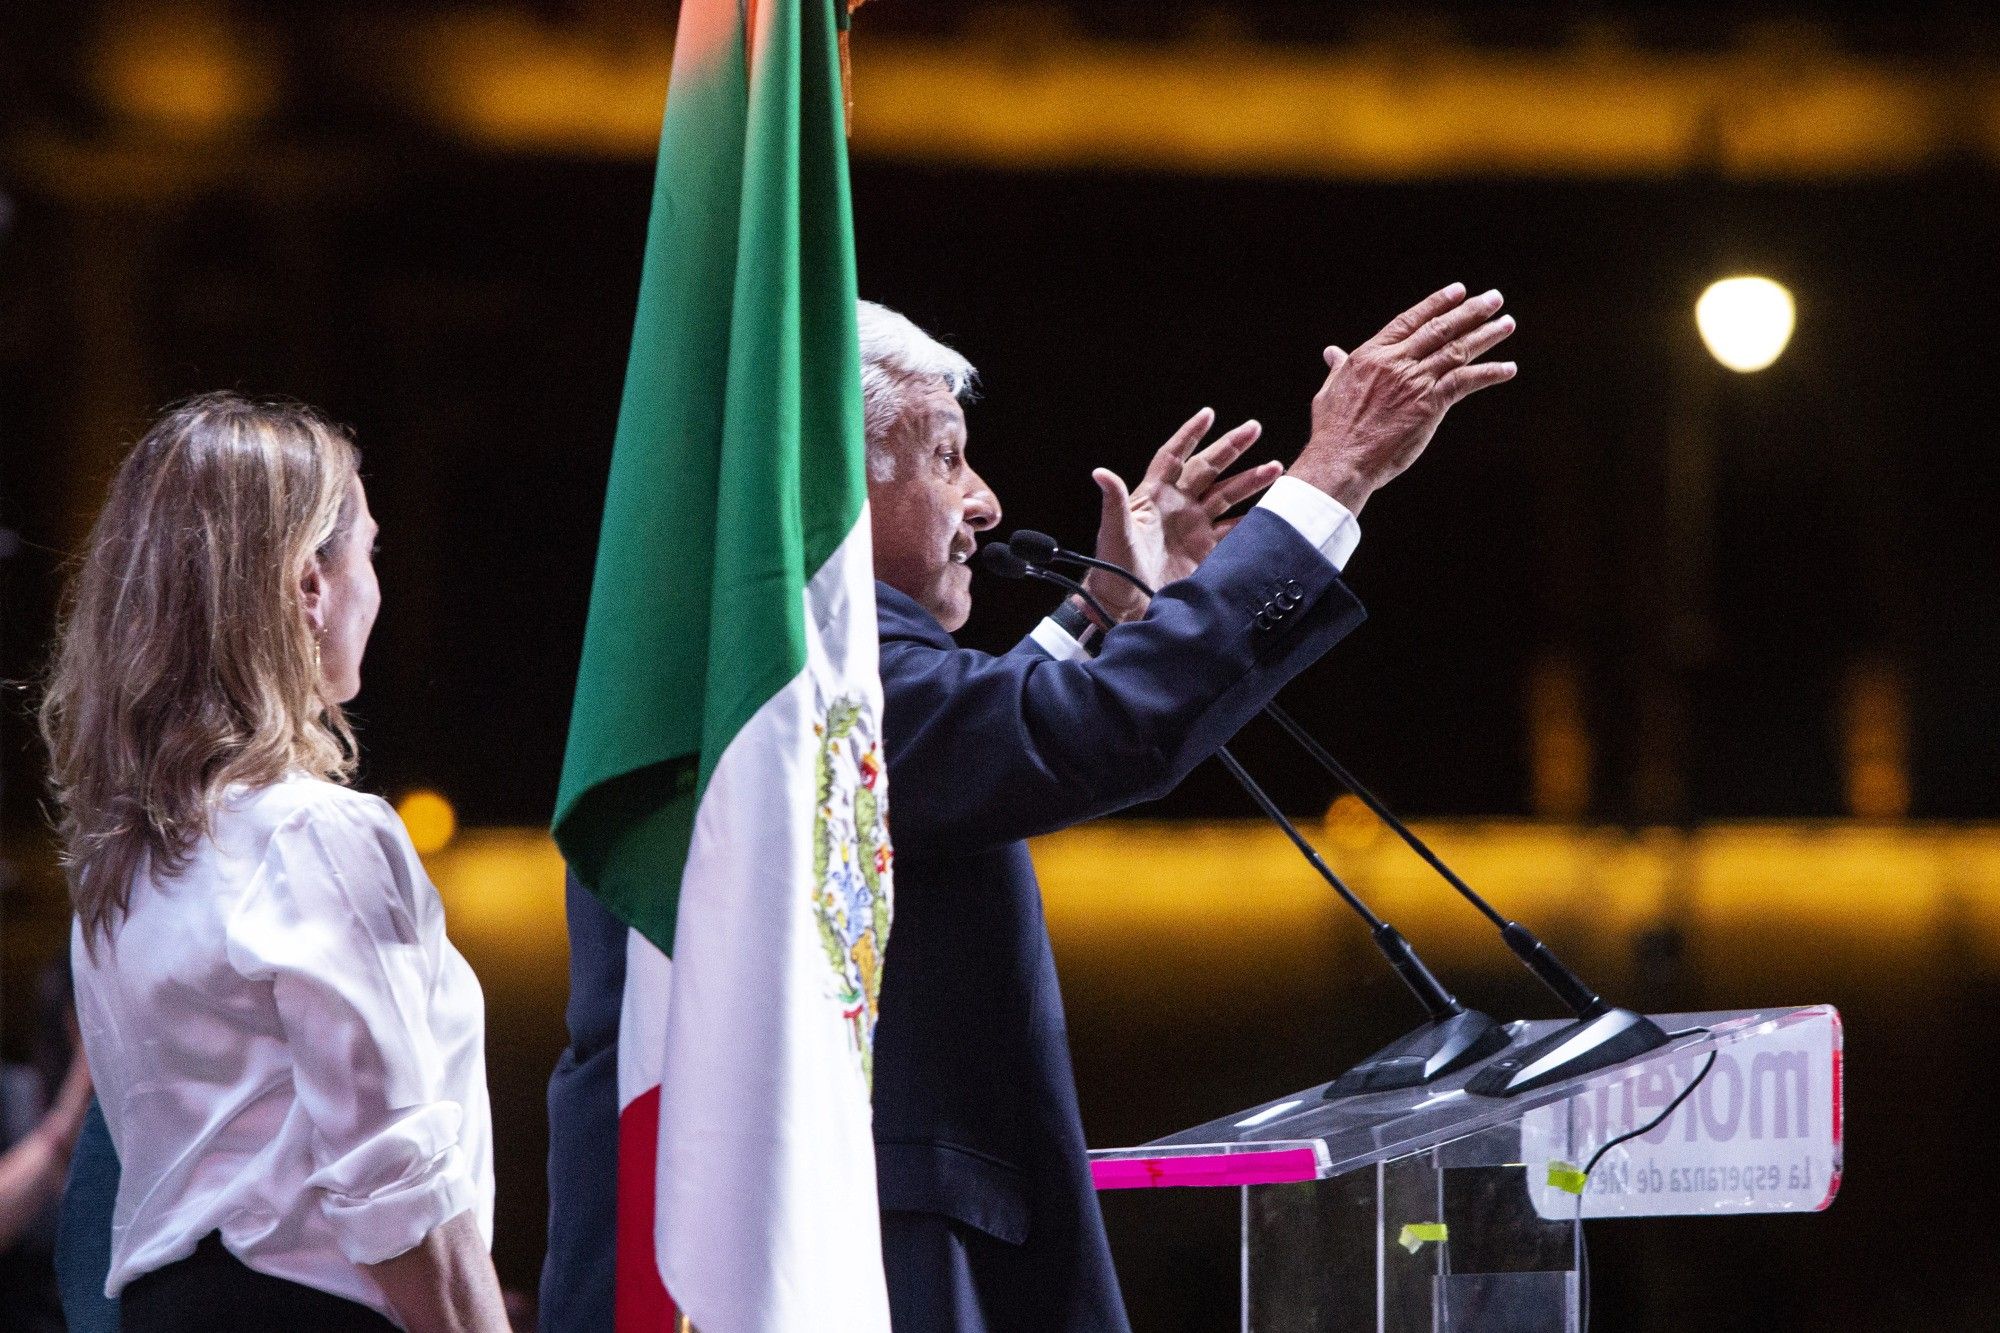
[812,697,893,1085]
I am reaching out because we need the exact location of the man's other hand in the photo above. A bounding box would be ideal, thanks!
[1289,284,1517,514]
[1085,407,1281,622]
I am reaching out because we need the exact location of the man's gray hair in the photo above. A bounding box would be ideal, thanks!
[858,300,977,482]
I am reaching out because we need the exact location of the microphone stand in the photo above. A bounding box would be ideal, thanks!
[975,544,1507,1095]
[1007,530,1670,1097]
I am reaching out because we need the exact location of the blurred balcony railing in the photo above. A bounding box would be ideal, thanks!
[380,15,2000,176]
[413,821,2000,1001]
[17,6,2000,179]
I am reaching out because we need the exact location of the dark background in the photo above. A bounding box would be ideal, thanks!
[11,166,1993,825]
[4,3,1999,1329]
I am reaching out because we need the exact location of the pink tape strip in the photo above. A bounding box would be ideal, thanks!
[1092,1147,1320,1191]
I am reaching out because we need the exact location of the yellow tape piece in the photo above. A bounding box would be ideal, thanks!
[1398,1222,1449,1253]
[1548,1162,1588,1196]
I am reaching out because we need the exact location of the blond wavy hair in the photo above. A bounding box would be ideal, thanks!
[41,393,362,948]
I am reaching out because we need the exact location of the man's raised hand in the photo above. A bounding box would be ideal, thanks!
[1289,284,1517,514]
[1085,406,1281,622]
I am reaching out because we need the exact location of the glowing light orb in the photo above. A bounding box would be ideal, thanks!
[1696,276,1796,373]
[397,789,459,856]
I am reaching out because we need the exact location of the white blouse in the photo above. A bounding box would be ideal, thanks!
[72,775,492,1319]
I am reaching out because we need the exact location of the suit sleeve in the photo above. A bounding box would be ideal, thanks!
[881,507,1365,853]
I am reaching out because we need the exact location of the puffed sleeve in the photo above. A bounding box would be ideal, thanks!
[226,794,479,1266]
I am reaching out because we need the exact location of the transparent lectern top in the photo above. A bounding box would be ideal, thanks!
[1091,1005,1841,1218]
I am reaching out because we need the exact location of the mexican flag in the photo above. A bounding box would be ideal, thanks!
[553,0,892,1327]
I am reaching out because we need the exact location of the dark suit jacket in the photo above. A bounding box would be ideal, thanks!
[542,507,1364,1332]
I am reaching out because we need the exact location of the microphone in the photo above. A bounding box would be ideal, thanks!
[974,541,1036,581]
[975,542,1507,1096]
[1007,529,1670,1097]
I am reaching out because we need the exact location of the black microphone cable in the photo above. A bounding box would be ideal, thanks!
[1574,1031,1715,1333]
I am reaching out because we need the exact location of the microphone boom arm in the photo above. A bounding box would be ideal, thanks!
[1003,530,1671,1096]
[975,541,1507,1095]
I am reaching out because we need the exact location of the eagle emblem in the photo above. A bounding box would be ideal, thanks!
[812,696,893,1084]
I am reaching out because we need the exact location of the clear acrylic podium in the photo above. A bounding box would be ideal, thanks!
[1091,1005,1842,1332]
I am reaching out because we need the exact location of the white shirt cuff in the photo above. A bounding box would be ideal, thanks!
[316,1112,476,1265]
[1028,616,1089,662]
[1255,475,1361,571]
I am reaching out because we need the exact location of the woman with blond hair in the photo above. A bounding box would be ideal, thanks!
[41,394,507,1332]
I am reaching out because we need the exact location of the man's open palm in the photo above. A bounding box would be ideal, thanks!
[1087,407,1281,622]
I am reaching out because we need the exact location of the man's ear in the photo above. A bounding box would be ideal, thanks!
[300,558,327,638]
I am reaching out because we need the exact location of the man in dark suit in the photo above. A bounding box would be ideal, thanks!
[542,285,1515,1332]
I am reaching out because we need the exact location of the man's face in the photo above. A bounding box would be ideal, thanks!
[867,379,1000,631]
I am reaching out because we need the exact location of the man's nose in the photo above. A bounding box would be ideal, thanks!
[962,470,1001,532]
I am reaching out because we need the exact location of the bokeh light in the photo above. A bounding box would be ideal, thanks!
[397,788,459,855]
[1323,792,1383,853]
[1696,276,1796,373]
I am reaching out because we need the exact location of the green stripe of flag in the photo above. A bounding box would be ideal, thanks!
[554,0,867,953]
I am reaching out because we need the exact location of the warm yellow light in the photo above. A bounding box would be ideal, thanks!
[397,789,459,856]
[1323,793,1381,853]
[1695,276,1796,372]
[91,6,277,139]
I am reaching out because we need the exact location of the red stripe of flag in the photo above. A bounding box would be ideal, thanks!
[617,1086,679,1331]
